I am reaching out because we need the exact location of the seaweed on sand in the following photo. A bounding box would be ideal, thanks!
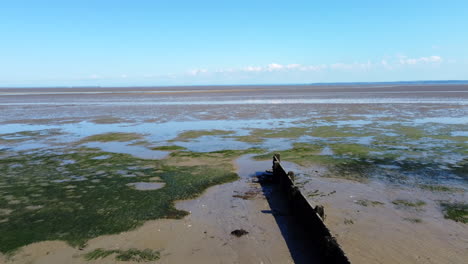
[0,147,248,253]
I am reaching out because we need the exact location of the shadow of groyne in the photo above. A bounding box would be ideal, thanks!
[257,154,351,264]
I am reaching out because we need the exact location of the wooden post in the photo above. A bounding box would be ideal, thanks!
[273,160,280,183]
[288,171,295,183]
[273,153,281,162]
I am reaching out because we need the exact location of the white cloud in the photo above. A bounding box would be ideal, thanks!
[330,61,373,71]
[187,69,208,76]
[399,55,442,65]
[300,64,328,71]
[239,63,328,73]
[330,63,352,70]
[266,63,284,71]
[243,66,263,72]
[182,54,444,78]
[286,64,301,69]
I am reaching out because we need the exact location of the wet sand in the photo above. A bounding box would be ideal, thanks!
[284,163,468,264]
[1,84,467,124]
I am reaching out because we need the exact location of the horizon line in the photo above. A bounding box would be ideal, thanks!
[1,80,468,89]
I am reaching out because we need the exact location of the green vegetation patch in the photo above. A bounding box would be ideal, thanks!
[91,117,130,124]
[451,159,468,179]
[253,143,323,166]
[403,217,422,223]
[233,127,313,143]
[232,135,264,143]
[0,147,241,253]
[356,199,384,207]
[85,248,160,262]
[328,143,380,159]
[233,126,369,143]
[419,184,464,192]
[440,202,468,224]
[392,199,426,208]
[389,125,426,139]
[427,124,468,143]
[310,126,369,137]
[253,143,378,181]
[151,145,186,151]
[172,129,235,141]
[0,129,63,144]
[169,148,265,167]
[79,132,144,143]
[251,127,310,138]
[84,248,119,260]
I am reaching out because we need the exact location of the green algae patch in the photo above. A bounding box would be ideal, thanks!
[392,199,426,208]
[0,148,240,253]
[84,248,119,260]
[253,143,323,166]
[172,130,235,141]
[151,145,186,151]
[252,127,310,138]
[356,199,384,207]
[0,129,63,144]
[440,202,468,224]
[116,248,160,262]
[85,248,160,262]
[253,143,378,181]
[328,143,378,159]
[310,126,369,137]
[419,184,464,193]
[79,132,144,143]
[233,135,264,143]
[388,125,426,139]
[169,148,265,167]
[403,217,422,223]
[91,117,131,124]
[328,159,376,182]
[451,159,468,179]
[234,125,370,142]
[233,127,311,143]
[128,140,151,146]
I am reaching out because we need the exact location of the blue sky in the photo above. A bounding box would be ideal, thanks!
[1,0,467,86]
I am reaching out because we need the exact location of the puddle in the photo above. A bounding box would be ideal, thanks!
[320,146,334,155]
[414,117,468,124]
[175,136,252,152]
[92,155,111,160]
[127,182,165,190]
[235,154,302,178]
[235,154,273,178]
[451,131,468,137]
[83,142,169,159]
[377,164,401,170]
[60,159,76,165]
[9,143,50,152]
[52,176,87,183]
[334,120,373,126]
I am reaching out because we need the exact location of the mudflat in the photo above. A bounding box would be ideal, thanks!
[0,84,467,263]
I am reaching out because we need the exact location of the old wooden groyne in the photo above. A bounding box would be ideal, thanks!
[269,153,351,264]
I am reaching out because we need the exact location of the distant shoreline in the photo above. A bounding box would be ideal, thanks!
[1,80,468,90]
